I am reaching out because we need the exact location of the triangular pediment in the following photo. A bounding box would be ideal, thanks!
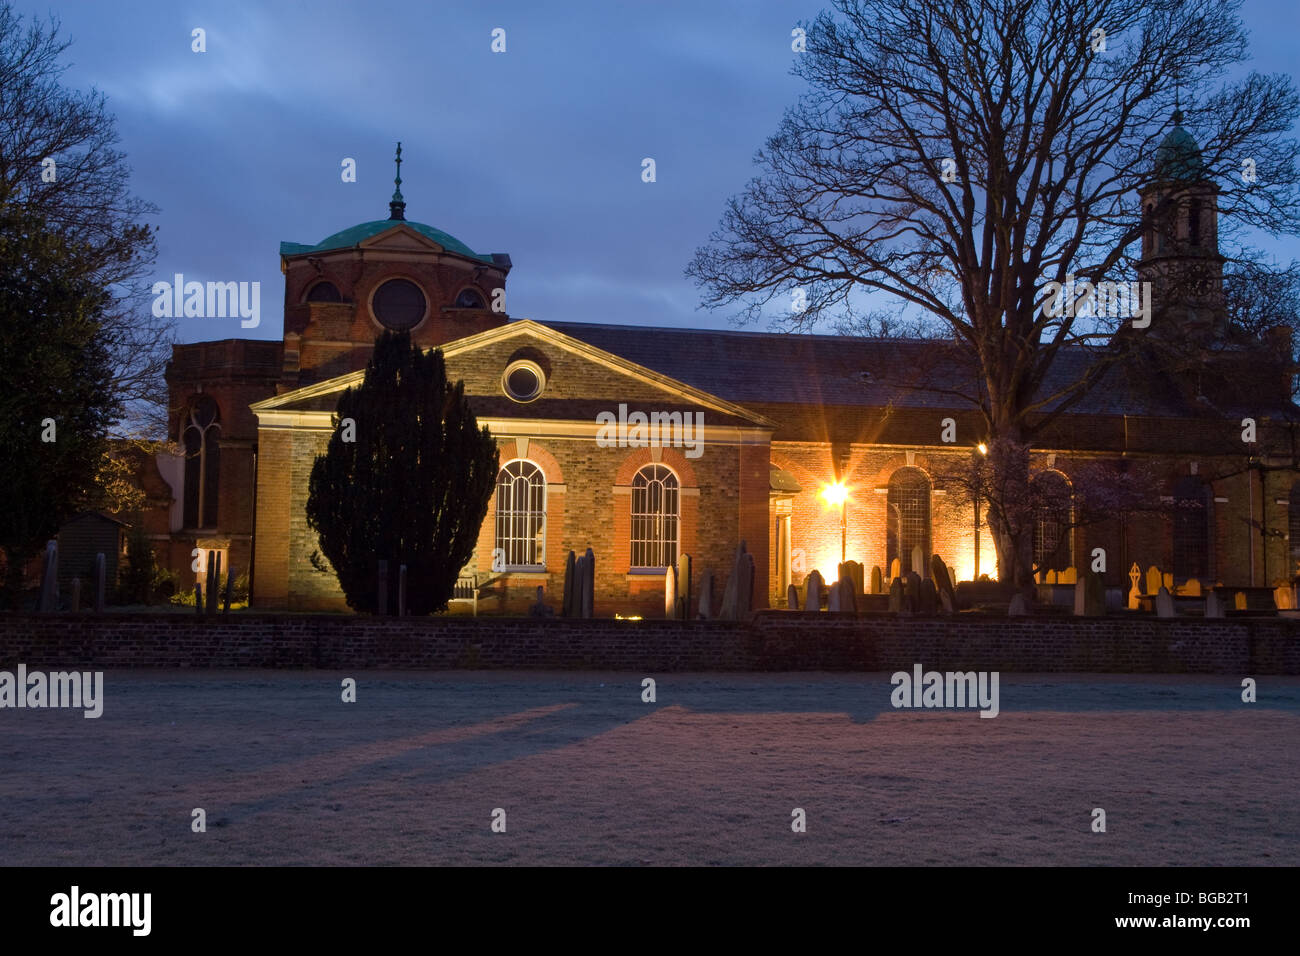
[357,224,445,253]
[251,320,776,430]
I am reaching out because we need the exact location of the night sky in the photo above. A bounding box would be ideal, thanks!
[24,0,1300,343]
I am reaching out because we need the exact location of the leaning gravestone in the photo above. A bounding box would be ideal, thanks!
[911,545,926,579]
[888,577,904,614]
[787,584,799,611]
[930,554,956,607]
[870,566,883,595]
[804,570,824,612]
[1155,586,1176,618]
[939,588,954,614]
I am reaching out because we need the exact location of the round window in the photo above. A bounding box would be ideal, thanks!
[371,278,427,331]
[502,361,544,402]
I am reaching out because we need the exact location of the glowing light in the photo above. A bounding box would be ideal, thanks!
[820,482,849,507]
[615,613,643,621]
[976,442,988,456]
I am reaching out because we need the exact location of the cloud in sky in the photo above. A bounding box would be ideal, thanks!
[22,0,1300,343]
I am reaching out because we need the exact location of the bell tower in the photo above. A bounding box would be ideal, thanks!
[1136,110,1226,340]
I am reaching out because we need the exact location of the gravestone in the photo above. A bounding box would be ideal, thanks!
[1127,563,1142,610]
[827,580,842,612]
[581,548,596,618]
[890,558,901,580]
[1234,591,1247,611]
[804,570,824,612]
[1162,572,1174,591]
[1155,586,1176,618]
[1008,593,1028,616]
[839,561,865,597]
[1059,567,1078,585]
[1274,585,1294,611]
[223,568,234,614]
[562,550,577,616]
[870,566,883,595]
[38,540,58,612]
[94,553,106,613]
[1204,590,1225,618]
[919,578,938,615]
[719,542,748,620]
[904,571,923,613]
[929,555,955,606]
[939,588,954,614]
[1045,570,1057,585]
[786,584,799,611]
[1073,572,1104,617]
[1182,578,1202,598]
[529,585,554,617]
[676,553,693,620]
[841,577,858,613]
[664,566,677,618]
[207,551,220,615]
[888,577,904,614]
[911,545,926,578]
[1146,566,1162,597]
[698,568,714,619]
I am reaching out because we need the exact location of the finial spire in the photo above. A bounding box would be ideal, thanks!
[389,142,406,220]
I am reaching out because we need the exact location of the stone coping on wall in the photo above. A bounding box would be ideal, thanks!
[0,612,1296,673]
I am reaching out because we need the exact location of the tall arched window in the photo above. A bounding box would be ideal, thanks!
[182,395,221,529]
[1172,476,1210,581]
[494,460,546,569]
[1031,471,1073,576]
[1288,480,1300,575]
[887,467,931,574]
[631,464,679,569]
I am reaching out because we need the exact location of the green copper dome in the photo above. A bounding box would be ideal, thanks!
[1153,111,1208,182]
[280,220,494,262]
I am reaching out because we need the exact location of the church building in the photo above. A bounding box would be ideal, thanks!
[139,126,1300,614]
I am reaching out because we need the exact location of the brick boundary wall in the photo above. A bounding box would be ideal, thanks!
[0,612,1297,673]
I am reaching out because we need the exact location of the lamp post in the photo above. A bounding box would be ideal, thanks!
[973,442,988,580]
[821,481,849,564]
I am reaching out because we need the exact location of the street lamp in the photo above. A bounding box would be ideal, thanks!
[973,442,988,580]
[821,481,849,564]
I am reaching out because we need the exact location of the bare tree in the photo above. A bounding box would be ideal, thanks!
[0,3,169,434]
[689,0,1300,589]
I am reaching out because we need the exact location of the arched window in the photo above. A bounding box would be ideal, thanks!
[182,396,221,529]
[631,464,679,569]
[305,280,342,303]
[1172,476,1210,581]
[494,460,546,569]
[1288,480,1300,574]
[1031,471,1073,576]
[454,287,486,309]
[1187,197,1202,247]
[887,467,931,575]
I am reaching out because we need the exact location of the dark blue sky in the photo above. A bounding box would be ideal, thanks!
[26,0,1300,343]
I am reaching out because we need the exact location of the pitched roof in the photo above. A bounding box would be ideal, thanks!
[541,320,1297,425]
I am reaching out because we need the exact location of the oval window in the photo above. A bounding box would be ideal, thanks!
[503,360,544,402]
[371,278,427,331]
